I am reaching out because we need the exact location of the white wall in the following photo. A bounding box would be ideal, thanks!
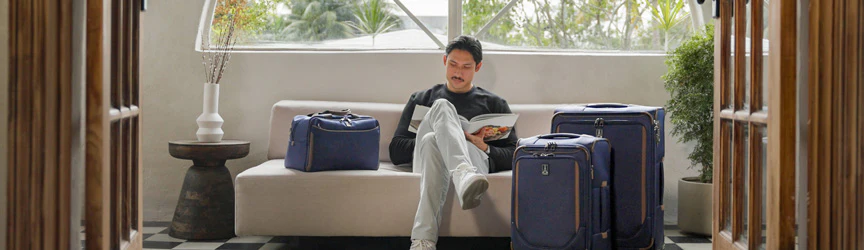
[142,0,697,225]
[0,0,9,246]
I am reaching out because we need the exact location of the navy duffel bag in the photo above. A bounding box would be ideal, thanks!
[285,109,380,172]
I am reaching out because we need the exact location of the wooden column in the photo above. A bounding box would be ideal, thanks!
[807,0,864,248]
[6,0,74,249]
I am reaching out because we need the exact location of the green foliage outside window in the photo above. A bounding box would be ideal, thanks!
[347,0,402,46]
[462,0,695,51]
[212,0,697,51]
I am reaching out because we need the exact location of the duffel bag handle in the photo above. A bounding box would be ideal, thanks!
[309,109,352,117]
[586,103,629,109]
[537,133,582,139]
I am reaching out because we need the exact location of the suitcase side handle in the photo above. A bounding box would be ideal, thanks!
[537,133,582,139]
[585,103,629,109]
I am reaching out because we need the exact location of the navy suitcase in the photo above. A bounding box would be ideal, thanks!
[511,133,612,250]
[551,104,665,250]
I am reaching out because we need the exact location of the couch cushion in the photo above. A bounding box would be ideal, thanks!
[235,160,514,237]
[267,100,564,162]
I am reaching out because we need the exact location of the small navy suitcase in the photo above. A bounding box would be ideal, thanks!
[551,104,665,250]
[511,133,612,250]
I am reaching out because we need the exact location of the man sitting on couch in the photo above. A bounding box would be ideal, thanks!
[389,35,518,250]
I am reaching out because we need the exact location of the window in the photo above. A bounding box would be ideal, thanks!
[464,0,696,52]
[200,0,698,52]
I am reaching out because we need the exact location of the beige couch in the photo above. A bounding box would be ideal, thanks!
[235,100,563,237]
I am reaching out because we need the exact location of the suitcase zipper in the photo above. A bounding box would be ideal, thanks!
[312,125,380,132]
[555,113,661,144]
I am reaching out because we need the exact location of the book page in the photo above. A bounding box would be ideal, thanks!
[409,104,470,133]
[409,105,510,138]
[466,114,519,142]
[408,105,430,133]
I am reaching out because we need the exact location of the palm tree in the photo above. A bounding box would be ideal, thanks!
[651,0,690,52]
[347,0,401,46]
[282,0,355,42]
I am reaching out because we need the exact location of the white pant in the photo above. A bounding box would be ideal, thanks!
[410,99,489,241]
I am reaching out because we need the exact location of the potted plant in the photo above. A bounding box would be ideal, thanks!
[662,24,714,236]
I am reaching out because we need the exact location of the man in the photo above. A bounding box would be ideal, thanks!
[389,36,518,250]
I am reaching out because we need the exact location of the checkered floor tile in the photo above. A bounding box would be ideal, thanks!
[82,222,715,249]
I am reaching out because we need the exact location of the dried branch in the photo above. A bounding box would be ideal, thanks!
[202,4,240,85]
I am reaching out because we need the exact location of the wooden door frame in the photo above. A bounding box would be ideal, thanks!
[765,0,798,248]
[86,0,113,248]
[86,0,144,249]
[6,0,74,249]
[712,0,798,248]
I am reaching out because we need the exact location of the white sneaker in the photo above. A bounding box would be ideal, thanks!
[452,163,489,210]
[409,239,436,250]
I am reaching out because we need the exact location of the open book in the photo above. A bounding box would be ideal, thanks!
[408,105,519,142]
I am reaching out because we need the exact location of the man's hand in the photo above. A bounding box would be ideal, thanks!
[465,128,489,152]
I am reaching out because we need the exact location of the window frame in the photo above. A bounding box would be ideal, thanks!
[195,0,707,53]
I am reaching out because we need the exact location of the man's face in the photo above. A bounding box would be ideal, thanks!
[443,49,482,93]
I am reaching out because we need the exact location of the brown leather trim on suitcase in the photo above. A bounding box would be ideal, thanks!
[514,162,520,229]
[306,133,315,171]
[642,127,647,223]
[601,181,608,187]
[575,160,580,232]
[638,238,655,250]
[602,231,608,239]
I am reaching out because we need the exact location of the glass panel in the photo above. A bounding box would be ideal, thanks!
[724,121,733,232]
[741,123,750,242]
[217,0,448,49]
[728,14,735,110]
[761,126,768,249]
[744,0,752,110]
[762,0,770,111]
[462,0,694,51]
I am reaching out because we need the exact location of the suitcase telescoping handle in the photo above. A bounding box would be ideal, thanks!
[585,103,629,109]
[537,133,582,139]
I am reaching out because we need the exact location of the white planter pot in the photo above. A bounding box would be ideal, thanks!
[678,177,713,236]
[196,83,224,142]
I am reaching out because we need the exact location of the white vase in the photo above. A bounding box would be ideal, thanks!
[196,83,224,142]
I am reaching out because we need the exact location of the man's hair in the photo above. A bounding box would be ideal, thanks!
[445,35,483,65]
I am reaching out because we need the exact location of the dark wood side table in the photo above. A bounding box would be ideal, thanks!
[167,140,250,240]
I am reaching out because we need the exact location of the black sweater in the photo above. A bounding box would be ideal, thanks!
[388,84,518,173]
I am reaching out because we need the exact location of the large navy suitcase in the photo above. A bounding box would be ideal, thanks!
[511,133,612,250]
[551,104,665,250]
[285,109,380,172]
